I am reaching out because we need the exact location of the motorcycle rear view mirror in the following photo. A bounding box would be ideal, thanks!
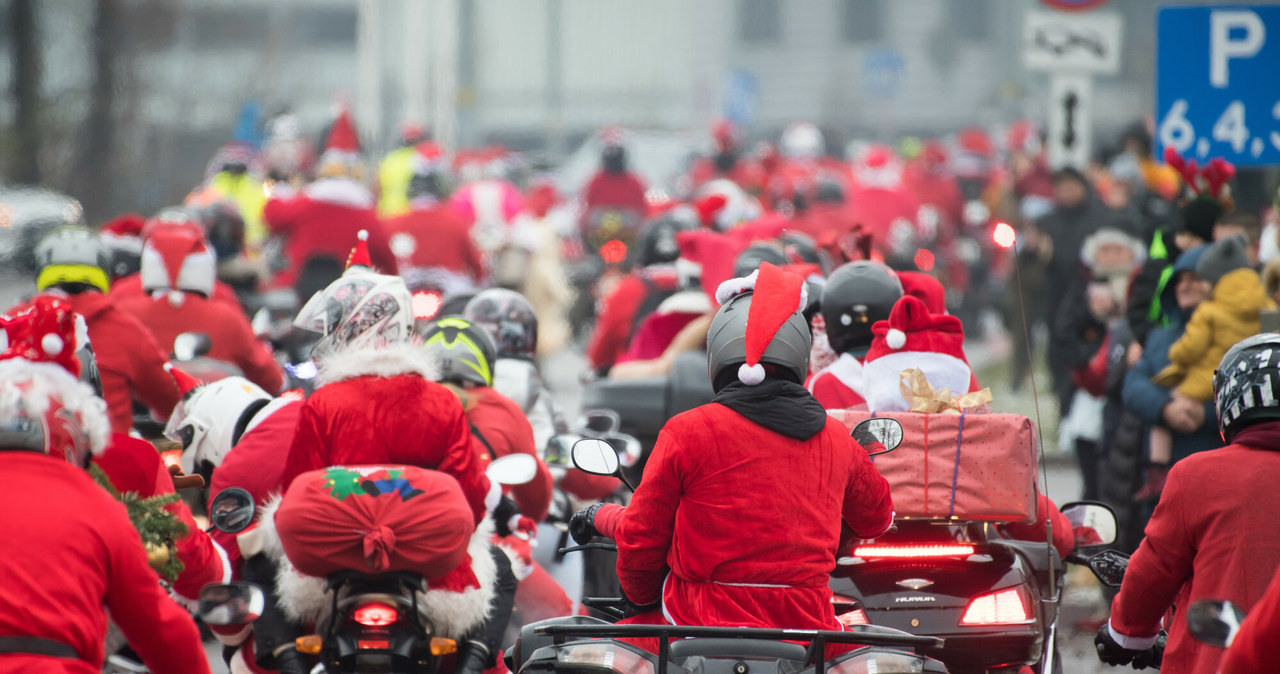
[571,438,620,477]
[851,418,904,455]
[1186,599,1245,648]
[173,332,213,361]
[198,582,266,626]
[1059,501,1118,548]
[487,454,539,486]
[1086,549,1129,588]
[209,488,256,534]
[580,409,621,435]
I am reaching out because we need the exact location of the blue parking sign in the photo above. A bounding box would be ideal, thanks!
[1156,5,1280,166]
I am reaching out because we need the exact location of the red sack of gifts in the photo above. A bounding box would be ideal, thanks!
[275,465,475,577]
[831,410,1038,523]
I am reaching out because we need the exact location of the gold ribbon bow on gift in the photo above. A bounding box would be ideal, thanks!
[898,368,993,414]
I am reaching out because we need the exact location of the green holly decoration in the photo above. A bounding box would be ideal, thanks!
[323,466,367,500]
[90,463,187,583]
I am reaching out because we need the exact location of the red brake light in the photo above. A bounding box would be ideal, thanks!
[601,239,628,264]
[836,608,869,627]
[853,544,975,559]
[960,588,1031,625]
[412,291,443,320]
[160,449,183,471]
[353,601,398,627]
[913,248,935,272]
[992,222,1017,249]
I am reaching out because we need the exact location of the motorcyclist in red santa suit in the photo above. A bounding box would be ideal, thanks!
[113,222,284,394]
[1095,333,1280,674]
[569,262,894,649]
[0,336,210,673]
[807,260,904,409]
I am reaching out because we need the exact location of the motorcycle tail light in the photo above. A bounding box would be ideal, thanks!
[358,639,390,650]
[601,240,628,265]
[837,608,869,627]
[852,544,975,559]
[160,449,183,471]
[959,587,1032,626]
[353,601,398,627]
[412,291,443,320]
[557,642,656,674]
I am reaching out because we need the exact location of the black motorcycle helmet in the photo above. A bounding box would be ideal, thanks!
[1214,333,1280,443]
[821,261,903,357]
[194,200,246,261]
[463,288,538,361]
[633,211,696,268]
[732,243,788,278]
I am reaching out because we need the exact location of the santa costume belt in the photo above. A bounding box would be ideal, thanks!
[707,580,795,589]
[0,635,81,660]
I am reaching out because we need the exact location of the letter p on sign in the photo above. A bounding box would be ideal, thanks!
[1211,10,1266,88]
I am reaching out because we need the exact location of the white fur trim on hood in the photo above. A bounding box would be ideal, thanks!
[303,177,375,209]
[258,495,498,637]
[807,353,864,398]
[655,290,714,316]
[0,359,110,455]
[862,352,971,414]
[316,342,441,387]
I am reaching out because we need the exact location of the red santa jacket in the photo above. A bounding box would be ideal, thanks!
[807,353,866,410]
[114,292,283,394]
[263,178,398,287]
[586,268,679,372]
[583,171,647,220]
[93,433,230,601]
[613,391,893,631]
[280,344,490,524]
[1220,564,1280,674]
[1108,422,1280,674]
[62,290,179,433]
[0,452,209,674]
[209,397,302,571]
[619,290,711,364]
[382,204,486,282]
[109,272,242,310]
[466,385,554,522]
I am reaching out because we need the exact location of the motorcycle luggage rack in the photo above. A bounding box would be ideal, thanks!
[533,624,944,674]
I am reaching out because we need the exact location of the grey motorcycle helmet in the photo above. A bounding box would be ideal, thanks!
[1214,332,1280,443]
[706,290,811,393]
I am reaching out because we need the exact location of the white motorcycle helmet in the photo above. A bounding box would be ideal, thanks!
[164,376,272,476]
[780,122,825,160]
[293,271,414,361]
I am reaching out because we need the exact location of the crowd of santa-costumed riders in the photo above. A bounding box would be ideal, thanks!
[4,110,1280,674]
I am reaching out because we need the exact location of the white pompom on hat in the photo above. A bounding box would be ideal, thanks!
[863,295,973,412]
[714,262,808,386]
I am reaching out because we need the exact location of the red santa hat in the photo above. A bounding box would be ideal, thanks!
[317,109,363,178]
[714,262,808,385]
[164,363,203,399]
[98,212,147,257]
[897,271,947,315]
[862,295,972,412]
[0,295,87,376]
[140,224,215,306]
[345,229,372,273]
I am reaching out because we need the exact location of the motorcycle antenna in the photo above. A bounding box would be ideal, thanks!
[993,221,1059,603]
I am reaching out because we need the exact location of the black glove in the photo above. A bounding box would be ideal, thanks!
[570,503,605,545]
[1094,624,1160,668]
[492,496,519,537]
[273,648,311,674]
[457,640,492,674]
[1131,631,1166,670]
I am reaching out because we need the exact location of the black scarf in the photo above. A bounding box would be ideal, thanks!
[713,378,829,440]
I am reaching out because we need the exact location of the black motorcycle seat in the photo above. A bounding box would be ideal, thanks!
[668,638,807,661]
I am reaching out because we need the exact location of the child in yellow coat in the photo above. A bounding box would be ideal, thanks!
[1149,235,1274,483]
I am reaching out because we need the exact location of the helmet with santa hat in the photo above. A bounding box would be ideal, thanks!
[0,295,108,467]
[292,231,414,360]
[707,262,811,393]
[139,215,216,306]
[34,226,112,294]
[316,109,364,180]
[861,295,972,413]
